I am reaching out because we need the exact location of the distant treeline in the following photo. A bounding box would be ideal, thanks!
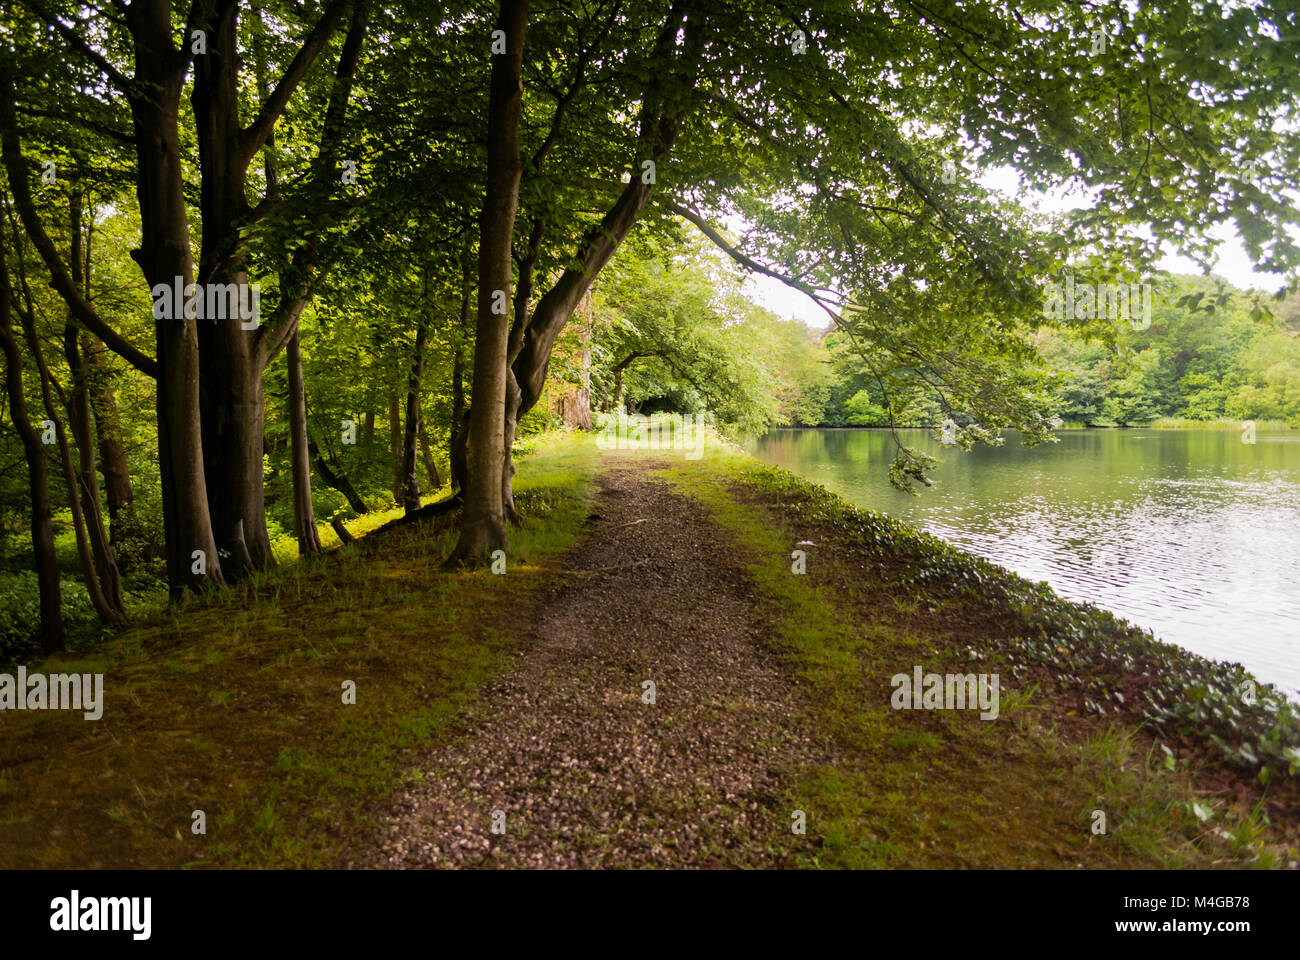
[695,274,1300,431]
[595,254,1299,434]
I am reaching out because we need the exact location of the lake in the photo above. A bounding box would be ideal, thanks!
[745,427,1300,698]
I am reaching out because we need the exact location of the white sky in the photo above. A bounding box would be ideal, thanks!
[745,166,1294,327]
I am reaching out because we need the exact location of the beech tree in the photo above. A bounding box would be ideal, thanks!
[5,0,367,592]
[0,244,62,651]
[0,0,1294,601]
[442,0,1299,546]
[447,0,530,562]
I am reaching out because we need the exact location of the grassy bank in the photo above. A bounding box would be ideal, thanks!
[643,437,1300,867]
[0,472,474,666]
[0,434,597,868]
[0,430,1296,868]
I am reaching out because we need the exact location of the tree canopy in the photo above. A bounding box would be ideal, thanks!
[0,0,1296,652]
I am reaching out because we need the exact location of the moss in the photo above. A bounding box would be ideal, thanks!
[0,434,598,869]
[2,430,1294,869]
[645,434,1298,868]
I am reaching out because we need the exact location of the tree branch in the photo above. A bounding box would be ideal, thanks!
[20,0,133,94]
[13,105,136,146]
[0,72,156,376]
[659,198,843,325]
[254,0,369,363]
[240,0,352,168]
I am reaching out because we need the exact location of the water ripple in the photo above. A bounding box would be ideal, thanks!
[749,428,1300,698]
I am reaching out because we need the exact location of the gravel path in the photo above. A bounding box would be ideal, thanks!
[370,461,818,868]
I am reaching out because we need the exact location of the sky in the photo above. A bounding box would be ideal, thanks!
[744,166,1295,328]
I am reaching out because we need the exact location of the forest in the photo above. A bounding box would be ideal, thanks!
[0,0,1298,886]
[8,219,1298,658]
[589,248,1300,431]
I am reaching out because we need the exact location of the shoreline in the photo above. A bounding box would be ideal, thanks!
[745,423,1300,700]
[0,432,1295,868]
[761,420,1294,431]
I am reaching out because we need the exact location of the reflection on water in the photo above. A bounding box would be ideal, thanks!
[745,428,1300,697]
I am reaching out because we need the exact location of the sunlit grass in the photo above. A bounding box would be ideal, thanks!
[2,430,1291,869]
[647,431,1294,868]
[0,433,598,869]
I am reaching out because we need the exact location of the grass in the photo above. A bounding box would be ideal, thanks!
[2,429,1296,868]
[640,434,1299,868]
[0,432,598,868]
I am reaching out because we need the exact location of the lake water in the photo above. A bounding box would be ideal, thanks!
[745,427,1300,698]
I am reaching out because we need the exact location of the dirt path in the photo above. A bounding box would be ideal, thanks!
[370,460,819,868]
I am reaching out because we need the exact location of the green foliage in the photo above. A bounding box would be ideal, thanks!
[517,405,560,438]
[0,571,95,664]
[768,274,1300,441]
[589,233,781,437]
[1041,275,1300,427]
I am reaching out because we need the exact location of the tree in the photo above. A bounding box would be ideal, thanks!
[447,0,530,563]
[0,244,61,651]
[446,0,1299,519]
[0,6,214,597]
[590,234,778,435]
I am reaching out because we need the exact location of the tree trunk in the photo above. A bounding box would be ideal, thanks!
[450,408,471,496]
[308,435,369,515]
[126,0,224,597]
[193,1,270,579]
[420,434,442,489]
[502,369,521,523]
[287,329,321,555]
[62,326,127,620]
[388,392,403,506]
[450,345,466,446]
[198,321,269,577]
[447,0,529,565]
[448,257,471,493]
[189,0,354,579]
[15,285,122,625]
[401,313,429,513]
[608,351,645,412]
[0,251,63,653]
[553,290,594,427]
[65,192,127,614]
[449,346,467,493]
[82,335,135,545]
[329,515,355,544]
